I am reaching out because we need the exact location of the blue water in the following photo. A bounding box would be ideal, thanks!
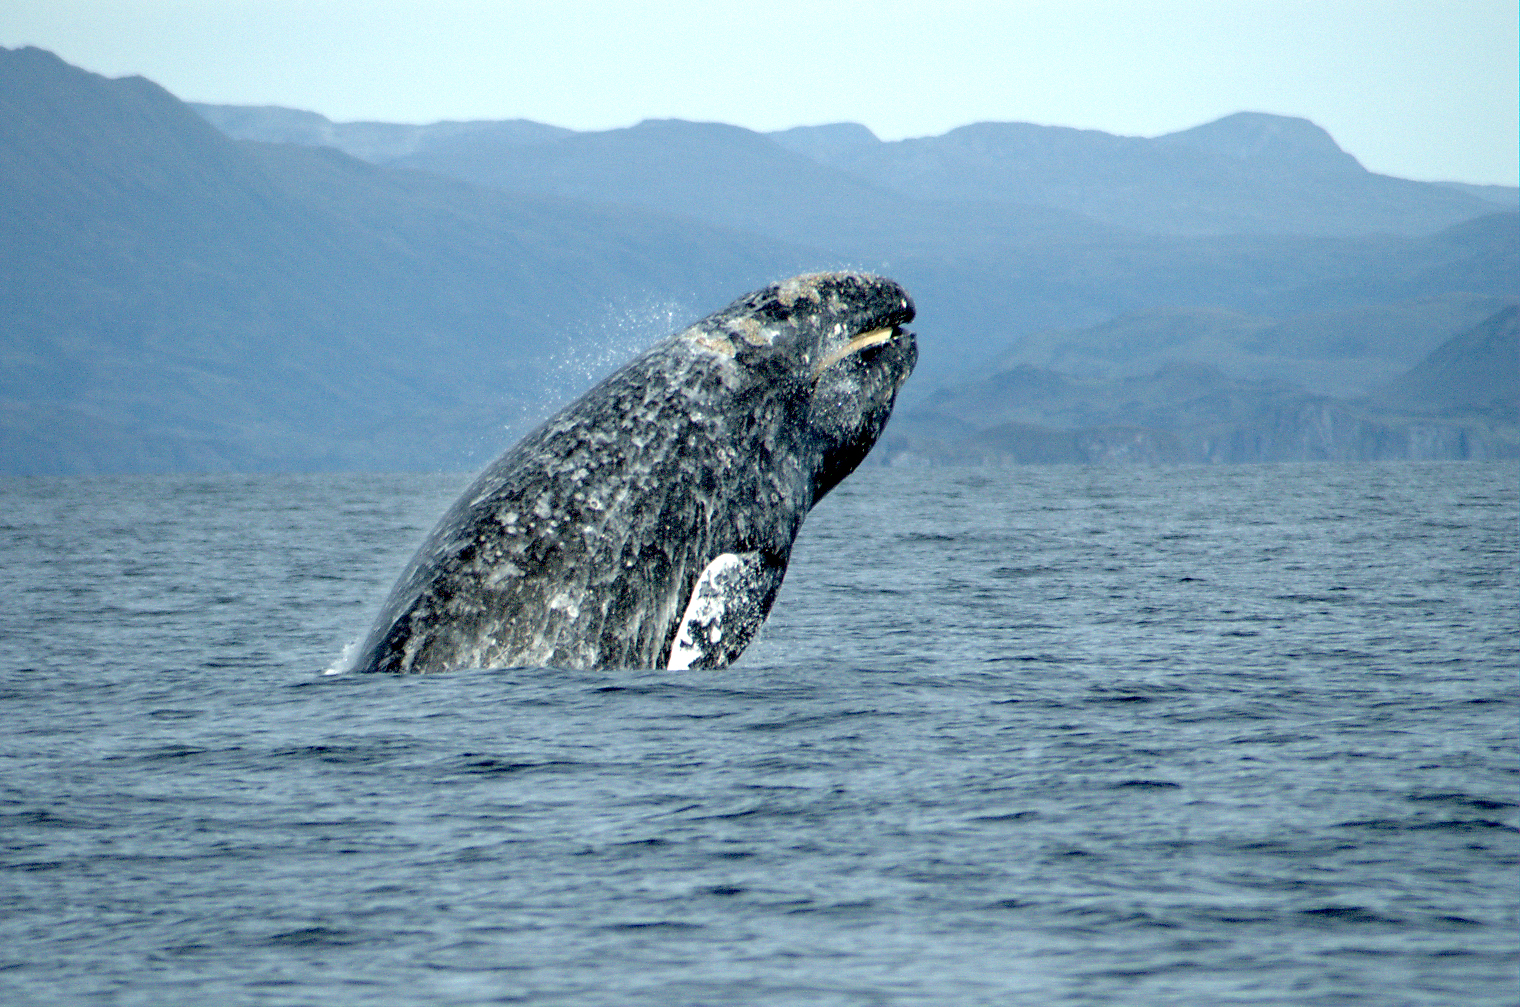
[2,462,1516,1005]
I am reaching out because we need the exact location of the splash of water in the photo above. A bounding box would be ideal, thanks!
[554,297,697,395]
[449,294,701,477]
[322,637,360,676]
[504,296,698,435]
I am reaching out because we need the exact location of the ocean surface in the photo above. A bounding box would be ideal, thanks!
[2,461,1515,1006]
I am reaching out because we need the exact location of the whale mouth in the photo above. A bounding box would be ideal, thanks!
[812,326,900,379]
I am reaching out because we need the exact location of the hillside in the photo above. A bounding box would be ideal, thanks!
[191,103,573,163]
[3,47,1516,474]
[202,103,1511,240]
[389,117,1119,260]
[377,111,1517,392]
[886,307,1519,465]
[1370,305,1518,421]
[193,101,1519,387]
[769,112,1503,237]
[0,47,808,474]
[980,292,1512,396]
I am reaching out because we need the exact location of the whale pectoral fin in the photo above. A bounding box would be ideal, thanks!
[666,551,786,670]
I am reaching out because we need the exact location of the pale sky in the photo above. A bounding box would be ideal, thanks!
[3,0,1516,185]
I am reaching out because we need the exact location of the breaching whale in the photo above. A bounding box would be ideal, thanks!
[352,272,916,672]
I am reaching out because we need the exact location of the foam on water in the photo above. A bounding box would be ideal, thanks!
[323,637,359,676]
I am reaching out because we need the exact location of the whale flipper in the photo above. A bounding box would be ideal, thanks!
[666,552,786,670]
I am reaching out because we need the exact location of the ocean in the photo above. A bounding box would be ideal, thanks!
[2,461,1515,1006]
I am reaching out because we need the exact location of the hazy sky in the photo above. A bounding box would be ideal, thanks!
[3,1,1516,185]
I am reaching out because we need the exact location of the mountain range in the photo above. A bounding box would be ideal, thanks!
[885,305,1517,465]
[2,47,809,473]
[2,45,1514,474]
[198,102,1515,238]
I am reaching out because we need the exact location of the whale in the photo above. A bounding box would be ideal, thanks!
[352,272,916,672]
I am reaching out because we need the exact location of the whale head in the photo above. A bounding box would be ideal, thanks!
[677,271,917,501]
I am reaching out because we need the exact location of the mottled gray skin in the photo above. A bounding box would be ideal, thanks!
[353,272,916,672]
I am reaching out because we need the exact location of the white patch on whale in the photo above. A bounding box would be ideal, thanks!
[668,552,763,670]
